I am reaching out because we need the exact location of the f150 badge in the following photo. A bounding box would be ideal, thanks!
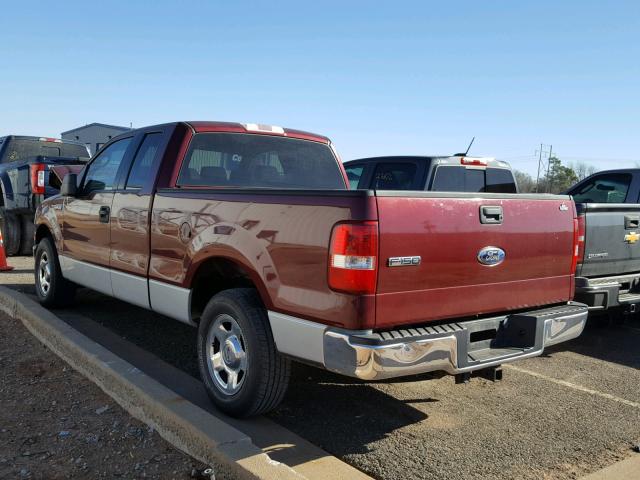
[624,232,640,244]
[477,246,505,266]
[388,256,421,267]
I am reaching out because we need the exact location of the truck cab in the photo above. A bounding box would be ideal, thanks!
[343,155,517,193]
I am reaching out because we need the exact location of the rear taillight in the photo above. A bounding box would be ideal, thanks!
[30,164,46,195]
[571,214,585,274]
[328,222,378,294]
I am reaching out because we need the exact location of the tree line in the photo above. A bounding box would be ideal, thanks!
[514,158,596,193]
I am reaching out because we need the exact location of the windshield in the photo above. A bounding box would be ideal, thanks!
[177,133,346,189]
[1,138,89,163]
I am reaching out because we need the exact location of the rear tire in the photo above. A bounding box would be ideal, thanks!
[34,237,76,307]
[197,288,290,417]
[0,207,20,256]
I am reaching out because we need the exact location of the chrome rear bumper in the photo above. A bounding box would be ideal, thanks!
[575,275,640,311]
[269,302,588,381]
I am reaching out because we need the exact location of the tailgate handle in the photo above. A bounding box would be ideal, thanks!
[625,215,639,230]
[480,206,503,224]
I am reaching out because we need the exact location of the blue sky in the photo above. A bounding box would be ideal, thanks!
[1,0,638,176]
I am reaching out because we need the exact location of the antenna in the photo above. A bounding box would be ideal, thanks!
[464,137,475,156]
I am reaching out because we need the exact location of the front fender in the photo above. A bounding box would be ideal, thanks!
[34,197,65,253]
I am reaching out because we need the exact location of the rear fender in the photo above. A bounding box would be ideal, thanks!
[185,224,274,309]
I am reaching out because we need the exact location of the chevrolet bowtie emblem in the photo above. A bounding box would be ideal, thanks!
[624,232,640,244]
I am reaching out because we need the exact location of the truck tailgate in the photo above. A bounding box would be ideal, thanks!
[375,192,575,329]
[577,203,640,277]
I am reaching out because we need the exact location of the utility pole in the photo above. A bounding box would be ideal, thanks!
[535,143,543,193]
[547,145,554,193]
[535,143,552,193]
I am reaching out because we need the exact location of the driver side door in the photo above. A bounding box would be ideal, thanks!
[61,137,133,295]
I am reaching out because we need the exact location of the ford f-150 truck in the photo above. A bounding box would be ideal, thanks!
[344,155,517,193]
[33,121,588,417]
[566,169,640,313]
[0,135,90,255]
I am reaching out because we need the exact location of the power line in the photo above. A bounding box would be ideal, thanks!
[534,144,553,193]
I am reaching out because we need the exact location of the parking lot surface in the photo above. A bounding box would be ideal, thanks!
[0,309,208,479]
[3,256,640,480]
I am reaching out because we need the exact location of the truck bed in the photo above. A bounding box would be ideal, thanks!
[149,188,577,330]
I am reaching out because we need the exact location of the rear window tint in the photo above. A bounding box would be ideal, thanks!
[372,163,417,190]
[486,168,517,193]
[431,166,516,193]
[177,133,345,189]
[570,173,632,203]
[1,139,89,163]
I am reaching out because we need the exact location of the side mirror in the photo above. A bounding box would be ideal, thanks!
[60,173,78,197]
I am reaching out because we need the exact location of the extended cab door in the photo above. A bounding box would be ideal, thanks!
[61,137,134,294]
[109,129,170,308]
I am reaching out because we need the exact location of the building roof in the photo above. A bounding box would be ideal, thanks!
[61,122,131,135]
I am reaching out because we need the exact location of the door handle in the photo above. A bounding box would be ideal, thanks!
[99,206,111,224]
[625,215,639,230]
[480,206,503,224]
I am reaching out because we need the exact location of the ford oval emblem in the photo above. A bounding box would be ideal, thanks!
[477,246,505,266]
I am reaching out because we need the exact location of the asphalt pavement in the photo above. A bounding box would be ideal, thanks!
[2,256,639,480]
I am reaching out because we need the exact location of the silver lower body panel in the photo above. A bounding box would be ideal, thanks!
[269,302,588,381]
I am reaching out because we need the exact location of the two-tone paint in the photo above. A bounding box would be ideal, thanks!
[34,121,588,381]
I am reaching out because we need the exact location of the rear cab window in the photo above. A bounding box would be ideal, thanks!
[1,138,89,163]
[177,133,345,189]
[431,166,517,193]
[372,163,417,190]
[569,173,632,203]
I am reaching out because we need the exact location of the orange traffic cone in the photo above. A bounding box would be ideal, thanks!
[0,230,14,271]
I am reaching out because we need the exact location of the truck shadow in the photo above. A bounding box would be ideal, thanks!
[61,289,431,457]
[545,314,640,370]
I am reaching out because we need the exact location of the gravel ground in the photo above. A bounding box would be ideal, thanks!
[2,256,640,479]
[0,308,210,480]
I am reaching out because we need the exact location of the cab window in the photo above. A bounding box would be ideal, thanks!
[126,133,163,189]
[431,166,516,193]
[570,173,631,203]
[82,138,132,193]
[372,163,417,190]
[344,164,364,189]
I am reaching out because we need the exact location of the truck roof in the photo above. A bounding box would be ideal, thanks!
[345,155,512,169]
[0,135,87,147]
[577,168,640,176]
[186,121,330,144]
[105,121,331,146]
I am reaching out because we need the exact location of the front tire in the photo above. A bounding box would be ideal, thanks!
[0,207,20,256]
[197,288,290,417]
[34,237,75,307]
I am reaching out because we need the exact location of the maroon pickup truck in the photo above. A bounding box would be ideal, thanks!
[33,121,588,417]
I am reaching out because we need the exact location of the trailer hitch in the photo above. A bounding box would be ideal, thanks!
[455,365,503,384]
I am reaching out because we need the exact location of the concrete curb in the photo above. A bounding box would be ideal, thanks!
[0,286,304,480]
[580,454,640,480]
